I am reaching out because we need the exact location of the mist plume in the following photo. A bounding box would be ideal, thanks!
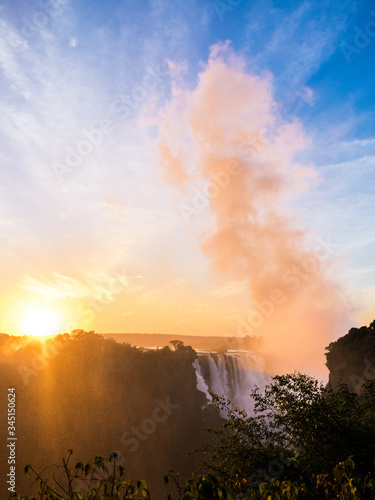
[158,43,351,375]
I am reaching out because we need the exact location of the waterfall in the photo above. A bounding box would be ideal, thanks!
[193,351,270,415]
[192,359,211,401]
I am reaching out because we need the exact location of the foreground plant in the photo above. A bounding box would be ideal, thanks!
[195,372,375,492]
[10,449,150,500]
[9,450,375,499]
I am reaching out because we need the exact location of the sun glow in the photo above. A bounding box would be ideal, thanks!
[20,307,62,337]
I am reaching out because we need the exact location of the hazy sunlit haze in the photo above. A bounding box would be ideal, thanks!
[0,0,373,379]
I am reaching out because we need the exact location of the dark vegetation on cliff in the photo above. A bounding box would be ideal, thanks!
[101,333,262,353]
[0,331,223,499]
[326,320,375,391]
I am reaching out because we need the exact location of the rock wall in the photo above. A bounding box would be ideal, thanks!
[325,320,375,392]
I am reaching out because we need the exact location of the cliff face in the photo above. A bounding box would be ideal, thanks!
[325,320,375,392]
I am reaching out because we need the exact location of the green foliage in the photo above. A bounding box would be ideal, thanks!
[10,450,150,500]
[194,372,375,493]
[164,469,236,499]
[11,454,375,500]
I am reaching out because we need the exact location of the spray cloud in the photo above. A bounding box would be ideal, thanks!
[158,42,351,375]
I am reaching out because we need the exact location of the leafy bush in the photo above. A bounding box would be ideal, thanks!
[10,450,150,500]
[194,373,375,494]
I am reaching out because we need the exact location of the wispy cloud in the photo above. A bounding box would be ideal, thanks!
[243,0,355,101]
[211,282,248,298]
[0,0,373,346]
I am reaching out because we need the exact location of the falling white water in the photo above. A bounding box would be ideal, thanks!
[193,351,270,415]
[192,358,211,401]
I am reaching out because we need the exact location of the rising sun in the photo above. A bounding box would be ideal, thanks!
[20,307,62,337]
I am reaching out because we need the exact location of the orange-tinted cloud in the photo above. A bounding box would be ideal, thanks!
[158,42,352,375]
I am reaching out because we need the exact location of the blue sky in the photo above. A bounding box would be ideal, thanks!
[0,0,374,373]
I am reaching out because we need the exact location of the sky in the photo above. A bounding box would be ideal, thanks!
[0,0,374,375]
